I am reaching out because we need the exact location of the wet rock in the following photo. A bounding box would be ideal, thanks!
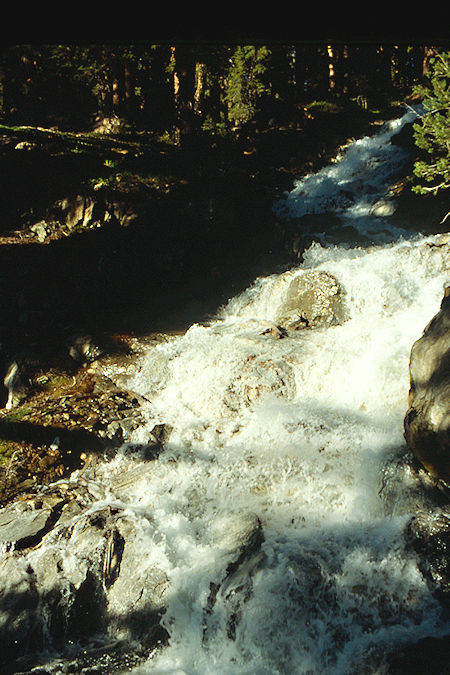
[0,499,169,671]
[406,510,450,608]
[0,554,41,668]
[106,516,169,643]
[210,512,264,559]
[204,513,265,642]
[3,359,32,409]
[370,198,397,217]
[277,270,348,330]
[69,334,105,365]
[404,286,450,483]
[0,497,63,549]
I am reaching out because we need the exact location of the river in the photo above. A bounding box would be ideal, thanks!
[115,109,448,673]
[4,108,450,674]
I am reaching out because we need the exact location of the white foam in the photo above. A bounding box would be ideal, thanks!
[273,109,418,243]
[122,234,449,674]
[121,111,449,672]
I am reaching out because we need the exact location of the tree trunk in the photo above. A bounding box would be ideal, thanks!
[112,76,120,111]
[340,44,349,94]
[123,61,134,115]
[422,46,435,78]
[194,62,206,113]
[171,45,197,142]
[327,45,336,92]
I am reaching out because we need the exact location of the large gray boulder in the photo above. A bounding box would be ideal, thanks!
[277,270,348,330]
[404,286,450,484]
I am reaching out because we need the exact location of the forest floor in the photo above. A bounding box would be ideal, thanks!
[0,98,448,504]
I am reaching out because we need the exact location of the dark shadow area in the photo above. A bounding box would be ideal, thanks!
[0,419,104,456]
[0,102,415,378]
[387,634,450,674]
[0,570,168,674]
[0,151,285,370]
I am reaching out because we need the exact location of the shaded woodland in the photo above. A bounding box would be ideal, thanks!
[0,43,440,134]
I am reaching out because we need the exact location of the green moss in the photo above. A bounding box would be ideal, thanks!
[0,439,21,465]
[40,373,73,390]
[306,101,342,114]
[1,407,32,424]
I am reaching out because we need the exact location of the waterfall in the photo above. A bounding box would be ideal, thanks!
[272,108,418,245]
[120,240,448,674]
[117,109,448,674]
[2,109,449,675]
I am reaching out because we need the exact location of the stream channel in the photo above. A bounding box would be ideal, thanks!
[2,108,450,674]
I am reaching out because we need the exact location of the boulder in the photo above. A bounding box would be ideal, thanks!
[406,511,450,608]
[203,513,265,643]
[404,286,450,483]
[0,497,169,672]
[29,220,50,242]
[277,270,348,330]
[224,354,296,412]
[0,497,63,549]
[370,199,397,217]
[3,359,32,409]
[58,194,96,230]
[69,334,104,365]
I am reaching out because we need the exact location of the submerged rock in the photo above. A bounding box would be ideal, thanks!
[404,286,450,484]
[277,270,348,330]
[203,513,265,643]
[224,354,296,411]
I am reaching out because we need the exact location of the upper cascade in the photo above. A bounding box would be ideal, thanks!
[273,108,419,245]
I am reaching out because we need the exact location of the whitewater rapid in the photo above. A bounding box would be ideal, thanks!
[92,109,450,674]
[8,108,447,674]
[272,108,418,245]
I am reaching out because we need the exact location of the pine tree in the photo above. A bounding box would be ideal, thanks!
[225,46,272,126]
[412,50,450,196]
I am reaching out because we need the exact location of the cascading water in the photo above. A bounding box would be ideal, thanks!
[2,108,449,674]
[117,108,449,673]
[273,108,419,245]
[119,248,449,674]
